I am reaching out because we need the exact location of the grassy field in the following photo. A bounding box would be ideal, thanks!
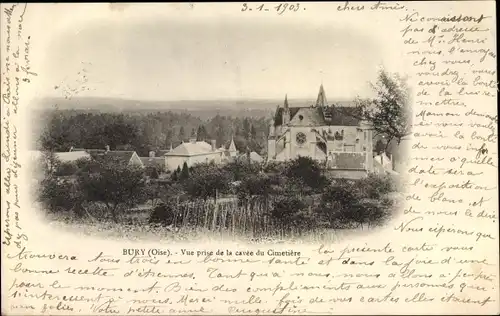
[44,212,368,245]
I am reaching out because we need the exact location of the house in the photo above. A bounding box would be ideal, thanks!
[267,84,374,177]
[164,138,226,171]
[236,151,264,164]
[140,151,166,171]
[220,137,239,163]
[55,151,91,163]
[87,146,144,168]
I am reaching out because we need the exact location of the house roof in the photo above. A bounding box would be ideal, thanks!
[157,150,171,156]
[249,151,263,163]
[166,141,219,156]
[55,151,91,162]
[140,157,165,168]
[88,150,137,165]
[236,151,264,163]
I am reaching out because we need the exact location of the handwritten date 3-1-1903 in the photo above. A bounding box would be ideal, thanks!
[241,3,304,15]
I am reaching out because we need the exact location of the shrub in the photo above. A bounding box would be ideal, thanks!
[54,161,79,176]
[149,203,181,226]
[283,156,329,191]
[270,195,318,232]
[236,173,272,199]
[316,176,396,229]
[184,163,232,201]
[224,160,262,181]
[38,176,81,213]
[357,173,396,200]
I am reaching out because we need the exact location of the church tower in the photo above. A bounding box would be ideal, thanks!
[228,136,237,157]
[282,94,290,126]
[315,84,328,108]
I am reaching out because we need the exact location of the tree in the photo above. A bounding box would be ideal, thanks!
[317,176,395,229]
[352,68,411,148]
[180,162,190,180]
[165,129,173,148]
[242,118,251,140]
[250,124,257,139]
[184,163,231,201]
[283,156,329,191]
[270,195,317,233]
[76,158,147,222]
[196,125,209,141]
[375,139,386,155]
[236,173,272,199]
[179,126,185,141]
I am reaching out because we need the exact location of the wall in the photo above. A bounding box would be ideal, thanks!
[326,169,368,180]
[165,152,223,171]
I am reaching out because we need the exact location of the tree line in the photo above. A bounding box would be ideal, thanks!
[35,110,270,156]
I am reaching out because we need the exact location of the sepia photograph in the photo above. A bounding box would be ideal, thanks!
[27,13,410,243]
[2,2,497,315]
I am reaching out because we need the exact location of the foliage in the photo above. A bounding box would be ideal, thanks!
[375,139,386,155]
[54,161,79,176]
[283,156,329,190]
[236,173,272,199]
[38,176,81,213]
[184,163,232,201]
[270,195,317,231]
[357,173,396,200]
[317,174,397,229]
[353,68,412,145]
[180,162,190,180]
[35,109,269,156]
[149,203,184,226]
[224,160,262,181]
[76,158,148,222]
[145,166,160,179]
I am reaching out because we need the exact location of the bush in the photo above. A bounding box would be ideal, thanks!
[38,176,81,213]
[357,173,396,199]
[316,176,396,229]
[224,160,262,181]
[236,173,272,199]
[270,195,318,232]
[145,166,160,179]
[54,161,79,176]
[184,163,232,201]
[283,156,329,191]
[149,203,183,226]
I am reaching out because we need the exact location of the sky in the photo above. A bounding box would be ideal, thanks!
[25,3,422,103]
[39,14,385,101]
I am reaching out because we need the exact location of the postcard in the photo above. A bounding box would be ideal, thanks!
[1,2,498,315]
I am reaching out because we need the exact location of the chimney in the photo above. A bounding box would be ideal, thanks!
[211,140,216,151]
[189,138,196,144]
[149,151,155,158]
[105,145,110,152]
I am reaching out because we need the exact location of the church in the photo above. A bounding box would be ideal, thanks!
[267,85,374,174]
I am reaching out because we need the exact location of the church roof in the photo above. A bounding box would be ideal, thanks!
[273,85,361,127]
[273,105,361,127]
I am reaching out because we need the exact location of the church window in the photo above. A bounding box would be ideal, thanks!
[299,115,304,121]
[296,132,307,145]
